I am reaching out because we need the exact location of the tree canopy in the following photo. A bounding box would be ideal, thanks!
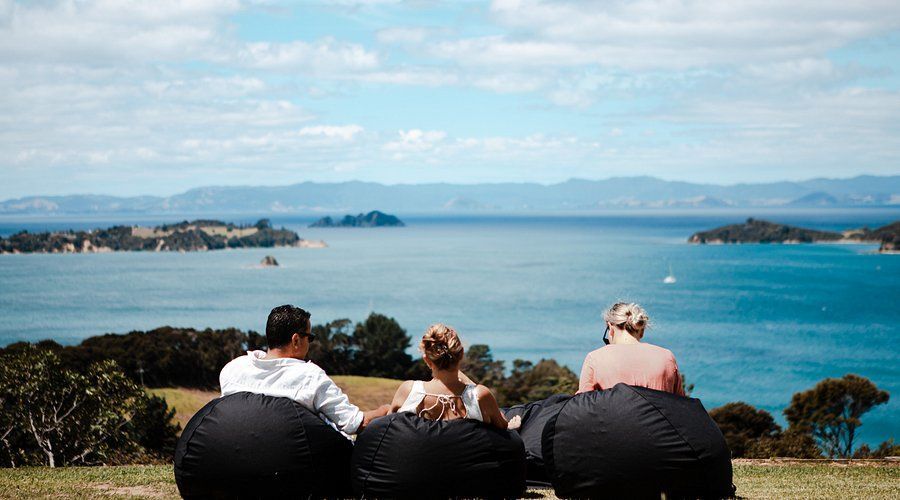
[0,347,178,467]
[784,374,889,458]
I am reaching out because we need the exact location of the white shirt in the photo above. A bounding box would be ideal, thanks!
[219,350,364,434]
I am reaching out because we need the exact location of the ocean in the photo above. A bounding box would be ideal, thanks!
[1,210,898,445]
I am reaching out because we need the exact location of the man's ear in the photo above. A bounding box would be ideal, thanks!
[291,333,301,347]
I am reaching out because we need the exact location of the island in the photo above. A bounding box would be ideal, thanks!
[260,255,279,267]
[689,218,900,253]
[309,210,405,228]
[0,219,327,254]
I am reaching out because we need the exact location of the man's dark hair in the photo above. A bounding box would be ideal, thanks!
[266,305,311,348]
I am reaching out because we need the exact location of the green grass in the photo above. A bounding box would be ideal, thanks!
[149,377,403,430]
[331,375,402,410]
[0,465,177,499]
[1,462,896,499]
[146,388,218,430]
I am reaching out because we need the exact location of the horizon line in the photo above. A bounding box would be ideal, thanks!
[5,173,899,202]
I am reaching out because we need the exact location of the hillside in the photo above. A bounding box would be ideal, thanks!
[689,218,900,252]
[688,218,844,244]
[310,210,405,228]
[2,175,899,214]
[0,219,325,254]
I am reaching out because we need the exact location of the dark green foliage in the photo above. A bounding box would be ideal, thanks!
[495,359,579,406]
[784,374,889,458]
[747,430,822,459]
[128,394,180,460]
[852,439,900,458]
[349,314,416,379]
[0,219,299,254]
[0,327,264,390]
[710,402,782,458]
[0,348,179,467]
[309,210,405,228]
[307,319,355,375]
[461,344,506,388]
[681,372,694,396]
[689,218,844,243]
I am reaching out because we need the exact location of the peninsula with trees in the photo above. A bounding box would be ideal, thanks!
[689,218,900,253]
[309,210,405,228]
[0,219,326,254]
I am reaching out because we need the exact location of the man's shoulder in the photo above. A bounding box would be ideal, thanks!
[221,353,251,371]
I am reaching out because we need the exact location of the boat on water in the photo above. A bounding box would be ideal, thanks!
[663,265,677,284]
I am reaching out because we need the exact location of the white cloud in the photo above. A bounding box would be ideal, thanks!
[235,39,380,73]
[486,0,900,69]
[383,129,447,158]
[376,27,433,44]
[298,125,364,140]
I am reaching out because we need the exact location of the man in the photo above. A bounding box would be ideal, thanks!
[220,304,389,435]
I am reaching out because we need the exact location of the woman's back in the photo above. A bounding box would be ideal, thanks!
[397,380,484,422]
[578,343,684,395]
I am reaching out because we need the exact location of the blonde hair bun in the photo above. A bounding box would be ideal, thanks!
[604,302,649,335]
[420,323,465,370]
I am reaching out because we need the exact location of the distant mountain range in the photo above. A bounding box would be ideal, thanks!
[2,175,899,215]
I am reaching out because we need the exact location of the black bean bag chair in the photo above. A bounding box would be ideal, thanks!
[174,392,354,499]
[502,393,572,487]
[351,412,527,499]
[543,384,734,499]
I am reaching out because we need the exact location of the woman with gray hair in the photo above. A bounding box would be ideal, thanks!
[577,302,684,395]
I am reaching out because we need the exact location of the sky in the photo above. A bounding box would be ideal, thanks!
[1,0,900,199]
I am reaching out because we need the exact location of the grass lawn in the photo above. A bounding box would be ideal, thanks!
[149,377,403,430]
[1,461,896,499]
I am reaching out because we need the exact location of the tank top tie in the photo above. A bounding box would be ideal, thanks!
[397,380,484,422]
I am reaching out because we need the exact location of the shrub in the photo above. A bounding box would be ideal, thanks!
[0,347,179,467]
[710,402,781,458]
[784,374,889,458]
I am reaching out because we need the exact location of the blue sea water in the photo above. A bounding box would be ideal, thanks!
[0,211,898,446]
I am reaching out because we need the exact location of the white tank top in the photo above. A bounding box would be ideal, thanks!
[397,380,484,422]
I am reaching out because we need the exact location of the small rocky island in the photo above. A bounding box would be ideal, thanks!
[689,218,900,253]
[309,210,405,228]
[260,255,279,267]
[0,219,326,254]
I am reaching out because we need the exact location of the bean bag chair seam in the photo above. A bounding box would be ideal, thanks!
[180,396,223,452]
[360,412,397,493]
[624,385,702,461]
[174,395,224,473]
[542,395,573,481]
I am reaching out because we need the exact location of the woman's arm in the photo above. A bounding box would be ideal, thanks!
[389,380,415,413]
[475,385,520,430]
[577,353,596,394]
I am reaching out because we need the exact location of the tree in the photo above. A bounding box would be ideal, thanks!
[461,344,506,388]
[128,394,180,461]
[1,327,264,390]
[681,373,694,396]
[497,359,578,406]
[0,347,179,467]
[710,402,781,458]
[784,374,889,458]
[748,430,822,459]
[308,319,354,374]
[350,313,416,379]
[852,439,900,459]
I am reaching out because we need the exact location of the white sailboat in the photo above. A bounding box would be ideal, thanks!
[663,264,677,284]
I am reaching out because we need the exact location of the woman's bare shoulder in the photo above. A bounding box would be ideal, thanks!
[474,384,497,400]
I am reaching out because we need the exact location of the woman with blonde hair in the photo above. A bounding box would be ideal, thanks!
[389,323,520,430]
[578,302,684,395]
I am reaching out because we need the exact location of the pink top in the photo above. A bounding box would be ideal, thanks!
[577,343,684,396]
